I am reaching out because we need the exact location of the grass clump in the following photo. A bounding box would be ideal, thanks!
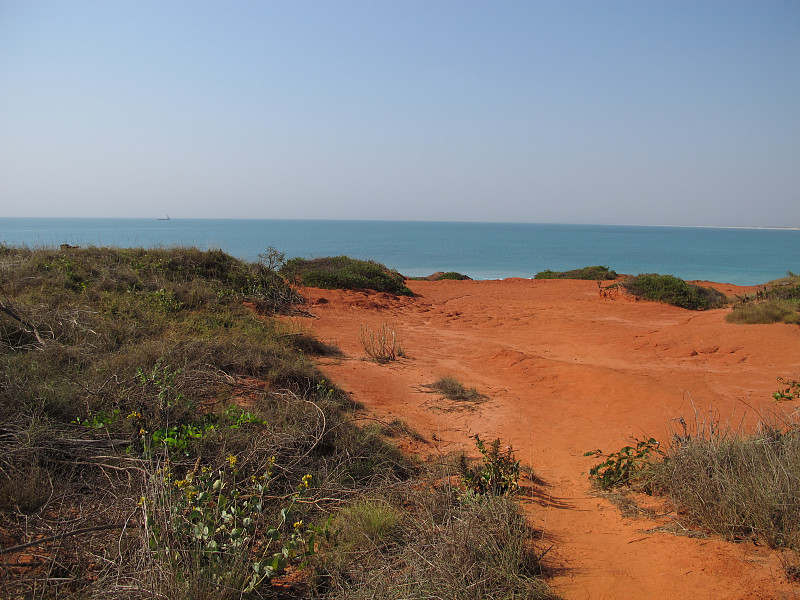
[359,322,403,363]
[281,255,413,296]
[651,420,800,550]
[316,485,557,600]
[586,401,800,578]
[622,273,727,310]
[535,265,618,280]
[726,300,800,324]
[425,376,486,403]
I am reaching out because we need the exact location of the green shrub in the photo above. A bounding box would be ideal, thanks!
[622,273,727,310]
[460,435,520,495]
[535,265,618,280]
[281,256,413,295]
[585,438,662,490]
[0,246,415,599]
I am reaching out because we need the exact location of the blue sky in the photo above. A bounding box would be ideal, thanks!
[1,1,798,226]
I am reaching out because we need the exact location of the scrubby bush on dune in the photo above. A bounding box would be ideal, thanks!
[622,273,727,310]
[535,265,618,280]
[281,255,413,296]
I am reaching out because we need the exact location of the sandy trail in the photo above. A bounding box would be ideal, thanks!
[293,279,800,600]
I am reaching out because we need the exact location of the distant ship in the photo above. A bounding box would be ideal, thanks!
[157,215,170,221]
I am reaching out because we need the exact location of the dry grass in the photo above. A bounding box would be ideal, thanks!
[315,483,558,600]
[650,415,800,550]
[359,322,403,363]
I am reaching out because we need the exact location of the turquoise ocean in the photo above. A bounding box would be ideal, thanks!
[1,218,797,286]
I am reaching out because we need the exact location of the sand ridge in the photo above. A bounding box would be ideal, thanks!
[293,278,800,600]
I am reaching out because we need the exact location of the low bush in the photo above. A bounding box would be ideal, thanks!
[622,273,727,310]
[535,265,618,280]
[281,256,413,296]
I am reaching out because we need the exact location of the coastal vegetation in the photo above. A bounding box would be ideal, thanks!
[535,265,618,280]
[0,245,555,599]
[622,273,727,310]
[280,255,413,296]
[587,408,800,577]
[726,280,800,324]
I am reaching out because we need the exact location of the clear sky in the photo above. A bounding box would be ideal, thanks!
[1,1,798,226]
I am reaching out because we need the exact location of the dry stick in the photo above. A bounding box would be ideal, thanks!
[0,523,134,555]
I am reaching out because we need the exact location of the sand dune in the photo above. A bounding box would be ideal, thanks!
[294,278,800,600]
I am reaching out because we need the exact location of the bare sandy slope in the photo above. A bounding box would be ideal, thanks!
[291,278,800,600]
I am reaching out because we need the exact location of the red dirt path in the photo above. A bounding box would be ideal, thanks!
[293,278,800,600]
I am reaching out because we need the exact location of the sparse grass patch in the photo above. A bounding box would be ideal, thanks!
[535,265,618,280]
[588,409,800,557]
[623,273,727,310]
[281,255,413,296]
[424,376,486,403]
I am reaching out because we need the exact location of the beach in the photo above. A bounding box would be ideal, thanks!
[294,277,800,600]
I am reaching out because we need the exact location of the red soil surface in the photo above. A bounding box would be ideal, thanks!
[292,278,800,600]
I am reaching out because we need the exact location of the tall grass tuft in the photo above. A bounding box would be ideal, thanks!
[359,322,403,363]
[651,418,800,549]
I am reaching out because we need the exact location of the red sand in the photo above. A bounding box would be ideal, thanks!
[293,278,800,600]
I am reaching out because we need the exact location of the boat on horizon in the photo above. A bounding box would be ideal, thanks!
[157,215,170,221]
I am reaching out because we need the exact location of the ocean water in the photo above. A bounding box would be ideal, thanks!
[1,218,797,286]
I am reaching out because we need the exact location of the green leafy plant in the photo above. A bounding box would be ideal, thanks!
[773,376,800,401]
[72,408,121,429]
[585,437,661,490]
[144,460,326,594]
[460,435,520,495]
[148,423,216,457]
